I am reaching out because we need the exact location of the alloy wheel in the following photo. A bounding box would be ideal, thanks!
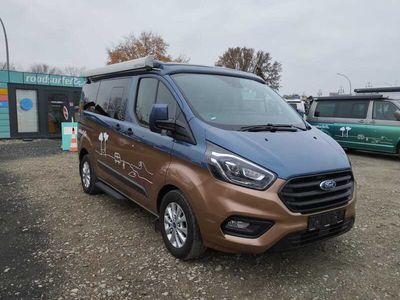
[82,161,91,189]
[164,202,188,248]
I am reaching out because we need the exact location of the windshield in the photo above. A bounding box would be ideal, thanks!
[172,73,306,130]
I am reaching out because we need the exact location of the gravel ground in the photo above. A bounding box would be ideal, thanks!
[0,139,399,299]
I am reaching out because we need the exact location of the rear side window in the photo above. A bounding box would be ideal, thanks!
[95,78,130,120]
[135,78,177,126]
[315,100,369,119]
[109,87,126,121]
[373,101,398,121]
[81,82,100,112]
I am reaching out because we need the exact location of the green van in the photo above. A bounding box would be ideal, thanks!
[307,94,400,156]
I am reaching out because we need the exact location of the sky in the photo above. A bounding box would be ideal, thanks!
[0,0,399,95]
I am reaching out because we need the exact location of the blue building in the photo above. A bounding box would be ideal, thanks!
[0,70,84,139]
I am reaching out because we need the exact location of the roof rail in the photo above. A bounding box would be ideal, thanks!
[314,94,386,101]
[354,86,400,93]
[83,56,155,78]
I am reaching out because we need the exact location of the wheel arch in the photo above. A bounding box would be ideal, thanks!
[79,147,88,162]
[156,184,180,213]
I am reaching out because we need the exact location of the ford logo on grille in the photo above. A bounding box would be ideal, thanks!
[320,179,337,191]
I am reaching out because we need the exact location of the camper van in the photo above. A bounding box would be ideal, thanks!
[78,57,356,259]
[308,94,400,155]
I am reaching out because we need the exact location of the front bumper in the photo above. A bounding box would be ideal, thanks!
[197,178,357,254]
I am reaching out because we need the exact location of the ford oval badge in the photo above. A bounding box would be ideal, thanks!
[320,180,337,191]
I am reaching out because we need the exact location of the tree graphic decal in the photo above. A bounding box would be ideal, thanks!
[98,132,109,155]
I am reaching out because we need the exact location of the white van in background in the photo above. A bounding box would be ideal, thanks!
[284,95,306,118]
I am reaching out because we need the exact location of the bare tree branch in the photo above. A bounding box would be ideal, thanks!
[107,31,190,64]
[216,47,282,90]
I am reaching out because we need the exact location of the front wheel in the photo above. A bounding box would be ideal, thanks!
[160,190,206,260]
[80,154,100,194]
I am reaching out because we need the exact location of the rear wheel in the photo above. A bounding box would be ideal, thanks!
[80,154,100,194]
[160,190,206,260]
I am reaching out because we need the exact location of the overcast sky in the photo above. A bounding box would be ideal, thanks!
[1,0,399,95]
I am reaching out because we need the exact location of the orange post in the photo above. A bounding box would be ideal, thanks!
[69,127,78,152]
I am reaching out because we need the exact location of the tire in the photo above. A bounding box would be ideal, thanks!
[160,190,206,260]
[80,154,100,195]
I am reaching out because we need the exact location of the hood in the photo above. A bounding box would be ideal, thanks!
[205,126,351,180]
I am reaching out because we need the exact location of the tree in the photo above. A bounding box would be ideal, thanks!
[215,47,282,90]
[107,31,189,64]
[63,66,86,76]
[0,62,16,70]
[29,63,62,75]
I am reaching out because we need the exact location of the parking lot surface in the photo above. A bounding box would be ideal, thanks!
[0,139,399,299]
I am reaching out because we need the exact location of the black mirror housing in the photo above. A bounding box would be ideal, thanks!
[149,104,176,133]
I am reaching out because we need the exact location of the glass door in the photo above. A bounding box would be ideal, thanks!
[47,93,69,135]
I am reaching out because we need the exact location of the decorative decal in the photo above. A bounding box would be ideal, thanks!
[339,126,352,137]
[316,124,330,129]
[96,132,153,184]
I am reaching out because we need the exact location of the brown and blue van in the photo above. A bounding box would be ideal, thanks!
[78,56,356,259]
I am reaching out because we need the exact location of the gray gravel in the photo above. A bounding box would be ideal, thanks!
[0,139,399,299]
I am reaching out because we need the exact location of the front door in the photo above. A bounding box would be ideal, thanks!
[46,92,70,136]
[366,100,400,153]
[115,76,176,212]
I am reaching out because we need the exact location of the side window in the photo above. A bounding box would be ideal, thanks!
[94,78,130,119]
[109,87,126,120]
[348,101,369,119]
[373,101,398,121]
[315,100,369,119]
[95,80,116,116]
[81,82,100,112]
[156,82,177,119]
[315,101,337,117]
[135,78,158,125]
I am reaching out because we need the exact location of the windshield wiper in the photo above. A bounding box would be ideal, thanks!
[239,123,305,132]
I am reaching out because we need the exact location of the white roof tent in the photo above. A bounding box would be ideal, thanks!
[83,56,157,79]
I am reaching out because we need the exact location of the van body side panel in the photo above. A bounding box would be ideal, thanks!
[366,123,400,153]
[308,99,400,154]
[309,120,399,153]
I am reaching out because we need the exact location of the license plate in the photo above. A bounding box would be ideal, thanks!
[308,209,345,231]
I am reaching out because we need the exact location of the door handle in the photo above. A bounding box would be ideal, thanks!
[358,120,365,124]
[126,128,133,136]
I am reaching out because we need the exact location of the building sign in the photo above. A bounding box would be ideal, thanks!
[23,73,84,87]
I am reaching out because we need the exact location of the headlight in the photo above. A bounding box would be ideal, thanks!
[206,142,276,190]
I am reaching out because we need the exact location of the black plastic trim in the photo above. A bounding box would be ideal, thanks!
[221,215,274,239]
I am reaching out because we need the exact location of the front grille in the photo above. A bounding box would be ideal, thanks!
[279,170,354,214]
[270,217,354,251]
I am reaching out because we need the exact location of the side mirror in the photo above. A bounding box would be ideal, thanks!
[149,104,175,133]
[394,110,400,121]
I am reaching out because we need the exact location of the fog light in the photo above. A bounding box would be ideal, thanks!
[226,220,250,230]
[222,216,274,238]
